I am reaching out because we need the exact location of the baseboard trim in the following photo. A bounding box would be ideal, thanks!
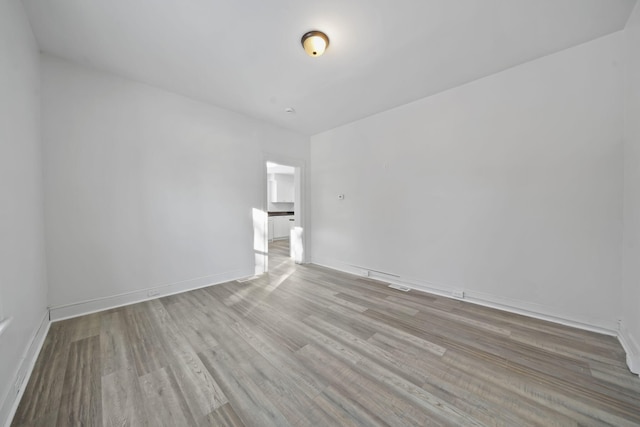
[312,258,619,337]
[49,268,254,321]
[618,322,640,376]
[1,311,50,427]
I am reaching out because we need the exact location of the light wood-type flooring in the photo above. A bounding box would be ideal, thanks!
[12,240,640,426]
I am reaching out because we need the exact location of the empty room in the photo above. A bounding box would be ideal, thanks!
[2,0,640,425]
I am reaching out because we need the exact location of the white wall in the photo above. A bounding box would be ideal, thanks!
[0,0,49,424]
[311,33,624,332]
[42,56,309,315]
[622,2,640,374]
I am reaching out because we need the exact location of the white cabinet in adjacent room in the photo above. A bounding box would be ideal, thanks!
[268,218,274,241]
[270,174,294,203]
[272,215,295,240]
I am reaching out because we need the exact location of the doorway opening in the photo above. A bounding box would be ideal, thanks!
[261,158,305,274]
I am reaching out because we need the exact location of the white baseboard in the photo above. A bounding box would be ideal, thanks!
[618,322,640,376]
[49,268,254,321]
[1,311,50,427]
[311,257,619,336]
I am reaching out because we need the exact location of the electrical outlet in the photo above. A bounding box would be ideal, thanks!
[147,290,160,297]
[360,269,370,277]
[452,290,465,299]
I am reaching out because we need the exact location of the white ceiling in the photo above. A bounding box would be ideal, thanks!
[22,0,636,135]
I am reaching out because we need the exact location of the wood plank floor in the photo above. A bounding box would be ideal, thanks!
[13,240,640,426]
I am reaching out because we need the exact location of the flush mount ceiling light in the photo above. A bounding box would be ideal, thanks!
[301,31,329,57]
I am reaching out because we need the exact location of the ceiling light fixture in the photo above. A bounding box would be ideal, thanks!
[301,31,329,57]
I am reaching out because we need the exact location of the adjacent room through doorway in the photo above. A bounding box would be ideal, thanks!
[264,161,303,273]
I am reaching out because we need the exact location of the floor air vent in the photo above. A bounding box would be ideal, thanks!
[388,284,411,292]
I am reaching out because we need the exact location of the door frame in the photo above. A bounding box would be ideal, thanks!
[261,153,308,273]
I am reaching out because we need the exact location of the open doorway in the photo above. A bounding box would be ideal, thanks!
[260,158,305,274]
